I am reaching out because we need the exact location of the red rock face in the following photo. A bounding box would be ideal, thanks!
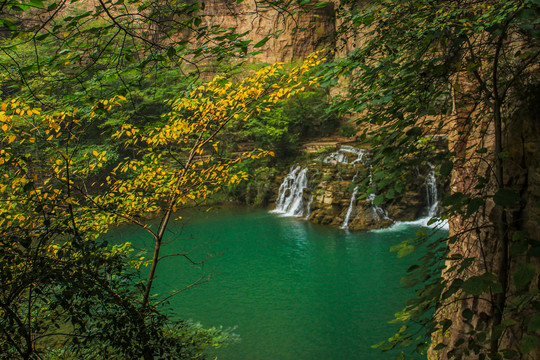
[199,0,336,63]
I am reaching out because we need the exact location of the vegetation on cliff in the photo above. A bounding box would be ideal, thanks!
[328,0,540,358]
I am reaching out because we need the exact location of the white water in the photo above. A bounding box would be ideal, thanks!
[340,186,358,229]
[425,165,438,217]
[272,158,449,232]
[271,166,309,217]
[367,171,390,221]
[322,145,369,165]
[371,166,449,233]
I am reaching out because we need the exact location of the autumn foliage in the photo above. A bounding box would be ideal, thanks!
[0,53,322,359]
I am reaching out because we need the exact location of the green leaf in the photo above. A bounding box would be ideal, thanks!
[397,244,415,258]
[493,188,520,207]
[1,19,17,31]
[373,194,384,206]
[498,151,510,159]
[514,263,536,290]
[35,33,49,41]
[254,36,270,48]
[501,318,517,328]
[29,0,44,8]
[167,47,176,58]
[441,319,452,332]
[462,276,488,295]
[527,314,540,332]
[511,240,529,256]
[462,308,473,321]
[433,342,446,350]
[405,126,422,137]
[466,197,484,217]
[512,231,526,241]
[520,334,538,354]
[502,349,518,359]
[443,192,465,207]
[440,160,453,177]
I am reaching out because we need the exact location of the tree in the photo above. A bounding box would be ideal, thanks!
[0,0,251,91]
[0,29,323,358]
[327,0,540,358]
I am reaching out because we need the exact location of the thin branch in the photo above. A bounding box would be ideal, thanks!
[155,274,211,306]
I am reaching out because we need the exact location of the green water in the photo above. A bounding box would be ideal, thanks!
[108,206,446,360]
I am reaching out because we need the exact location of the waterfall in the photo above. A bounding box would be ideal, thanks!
[271,166,309,217]
[371,165,448,232]
[367,171,390,221]
[340,186,358,229]
[425,165,438,217]
[322,145,368,165]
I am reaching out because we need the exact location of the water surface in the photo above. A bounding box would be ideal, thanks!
[109,206,446,359]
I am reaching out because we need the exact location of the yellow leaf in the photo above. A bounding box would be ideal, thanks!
[1,103,6,111]
[92,150,99,156]
[1,124,7,132]
[65,197,78,205]
[26,110,33,116]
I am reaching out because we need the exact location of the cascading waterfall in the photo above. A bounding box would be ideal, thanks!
[271,165,309,217]
[423,164,448,229]
[322,145,368,165]
[271,144,449,231]
[367,171,390,221]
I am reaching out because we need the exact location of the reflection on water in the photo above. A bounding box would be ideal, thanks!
[107,206,446,360]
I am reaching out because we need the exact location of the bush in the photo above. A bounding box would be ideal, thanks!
[339,124,357,138]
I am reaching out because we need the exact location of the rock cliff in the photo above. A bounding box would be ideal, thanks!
[201,0,335,63]
[429,76,540,360]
